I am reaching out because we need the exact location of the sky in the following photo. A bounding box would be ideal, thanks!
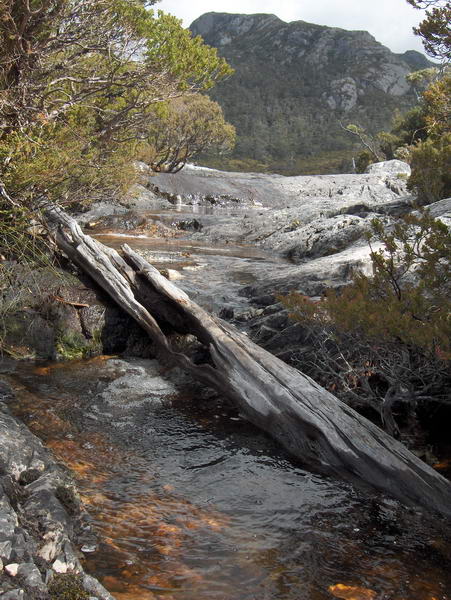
[155,0,428,55]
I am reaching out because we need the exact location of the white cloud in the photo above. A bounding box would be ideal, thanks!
[155,0,428,55]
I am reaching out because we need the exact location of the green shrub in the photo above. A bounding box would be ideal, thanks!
[281,212,451,438]
[407,133,451,205]
[48,573,89,600]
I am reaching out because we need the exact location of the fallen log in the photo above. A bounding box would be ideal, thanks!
[44,204,451,518]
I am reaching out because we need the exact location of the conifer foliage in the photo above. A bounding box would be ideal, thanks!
[407,0,451,62]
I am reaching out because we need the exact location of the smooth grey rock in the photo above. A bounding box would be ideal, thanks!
[1,590,25,600]
[10,533,30,562]
[75,201,128,225]
[0,494,18,537]
[82,574,116,600]
[153,165,407,213]
[17,562,45,589]
[421,197,451,227]
[0,538,13,562]
[365,159,411,177]
[271,214,382,263]
[0,412,48,481]
[99,358,178,409]
[124,183,165,210]
[243,240,379,302]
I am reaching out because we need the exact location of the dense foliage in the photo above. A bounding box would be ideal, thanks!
[0,0,232,258]
[281,212,451,439]
[190,13,426,175]
[350,71,450,204]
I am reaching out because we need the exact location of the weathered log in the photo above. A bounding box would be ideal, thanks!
[44,204,451,518]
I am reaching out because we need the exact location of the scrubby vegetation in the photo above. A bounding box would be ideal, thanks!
[349,68,450,205]
[146,93,235,172]
[281,212,451,442]
[0,0,233,353]
[48,573,89,600]
[349,1,450,203]
[0,0,232,255]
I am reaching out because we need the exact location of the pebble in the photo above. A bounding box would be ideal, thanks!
[81,544,97,553]
[5,563,19,576]
[52,559,68,573]
[166,268,183,281]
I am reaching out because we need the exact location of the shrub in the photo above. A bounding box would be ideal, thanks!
[281,212,451,439]
[408,133,451,205]
[48,573,89,600]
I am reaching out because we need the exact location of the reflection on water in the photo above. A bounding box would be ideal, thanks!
[5,357,451,600]
[94,233,284,313]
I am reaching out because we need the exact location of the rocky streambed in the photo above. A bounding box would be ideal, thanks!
[1,161,451,600]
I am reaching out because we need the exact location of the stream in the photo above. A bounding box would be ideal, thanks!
[3,201,451,600]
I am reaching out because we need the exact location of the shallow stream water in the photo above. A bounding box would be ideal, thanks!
[4,203,451,600]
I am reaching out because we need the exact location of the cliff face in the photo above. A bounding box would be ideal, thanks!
[190,13,431,174]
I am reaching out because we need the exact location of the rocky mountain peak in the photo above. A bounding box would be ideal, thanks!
[191,12,283,46]
[190,12,433,175]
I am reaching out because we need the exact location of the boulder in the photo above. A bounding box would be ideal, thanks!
[365,159,411,177]
[420,197,451,227]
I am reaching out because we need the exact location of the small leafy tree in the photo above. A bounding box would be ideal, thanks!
[0,1,234,352]
[281,212,451,440]
[407,71,451,203]
[146,94,236,172]
[0,1,233,257]
[408,132,451,203]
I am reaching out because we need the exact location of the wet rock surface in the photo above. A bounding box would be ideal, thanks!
[86,161,412,308]
[1,266,155,360]
[149,161,412,270]
[0,382,115,599]
[137,162,449,386]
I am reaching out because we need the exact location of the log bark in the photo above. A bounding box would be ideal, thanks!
[44,204,451,518]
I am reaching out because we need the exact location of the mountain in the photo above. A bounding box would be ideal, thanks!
[190,13,432,174]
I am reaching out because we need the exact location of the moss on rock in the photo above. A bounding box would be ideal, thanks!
[48,574,89,600]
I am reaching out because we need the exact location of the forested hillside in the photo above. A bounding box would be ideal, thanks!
[191,12,433,174]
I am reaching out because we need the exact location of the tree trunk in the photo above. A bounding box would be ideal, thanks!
[44,204,451,519]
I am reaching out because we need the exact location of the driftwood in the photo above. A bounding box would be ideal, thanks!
[44,204,451,518]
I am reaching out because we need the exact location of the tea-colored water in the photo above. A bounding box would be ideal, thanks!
[5,356,451,600]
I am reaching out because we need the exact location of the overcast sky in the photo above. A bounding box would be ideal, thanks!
[155,0,428,55]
